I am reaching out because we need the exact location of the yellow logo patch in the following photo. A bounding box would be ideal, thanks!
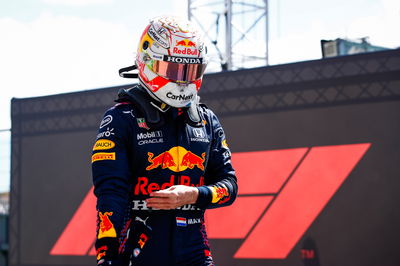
[210,186,229,203]
[92,152,116,163]
[93,139,115,151]
[97,212,117,239]
[221,139,229,149]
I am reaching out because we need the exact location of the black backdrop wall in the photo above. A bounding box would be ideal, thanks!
[10,49,400,266]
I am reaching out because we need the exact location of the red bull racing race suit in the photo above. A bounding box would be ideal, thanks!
[92,86,238,266]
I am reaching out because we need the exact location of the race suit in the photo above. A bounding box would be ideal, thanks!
[92,86,237,266]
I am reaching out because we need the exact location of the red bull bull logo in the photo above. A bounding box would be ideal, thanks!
[98,212,117,239]
[96,246,107,261]
[210,186,230,203]
[146,146,206,172]
[138,233,148,249]
[176,39,196,47]
[181,151,206,171]
[174,39,198,56]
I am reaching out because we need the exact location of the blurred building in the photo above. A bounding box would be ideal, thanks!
[0,192,8,266]
[0,192,8,215]
[321,37,389,58]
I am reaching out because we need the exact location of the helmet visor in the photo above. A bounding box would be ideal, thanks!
[149,59,207,83]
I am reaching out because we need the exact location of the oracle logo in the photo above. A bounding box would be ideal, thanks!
[50,143,370,259]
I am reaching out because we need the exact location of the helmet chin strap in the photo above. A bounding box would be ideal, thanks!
[119,64,139,78]
[150,101,170,113]
[118,65,203,127]
[116,85,204,128]
[119,64,169,112]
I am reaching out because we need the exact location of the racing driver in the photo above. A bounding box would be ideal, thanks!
[92,16,237,266]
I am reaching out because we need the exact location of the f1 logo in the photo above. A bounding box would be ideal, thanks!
[205,143,370,258]
[50,143,370,259]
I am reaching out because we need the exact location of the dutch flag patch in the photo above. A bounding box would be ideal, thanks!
[176,217,187,227]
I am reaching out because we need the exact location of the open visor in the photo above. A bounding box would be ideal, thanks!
[149,59,207,83]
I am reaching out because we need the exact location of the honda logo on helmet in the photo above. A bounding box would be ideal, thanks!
[163,55,203,64]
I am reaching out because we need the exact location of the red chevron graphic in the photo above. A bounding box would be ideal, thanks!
[206,143,371,258]
[50,186,97,255]
[51,143,370,259]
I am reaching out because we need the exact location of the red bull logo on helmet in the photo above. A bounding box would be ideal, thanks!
[146,146,206,172]
[173,39,198,56]
[176,39,196,47]
[172,47,199,56]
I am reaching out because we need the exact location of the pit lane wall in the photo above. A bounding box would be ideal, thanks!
[10,49,400,266]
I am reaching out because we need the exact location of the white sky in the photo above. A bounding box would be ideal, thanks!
[0,0,399,192]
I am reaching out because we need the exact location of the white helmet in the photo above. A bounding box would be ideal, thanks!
[135,16,207,108]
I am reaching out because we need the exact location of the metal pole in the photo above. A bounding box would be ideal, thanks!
[188,0,268,70]
[188,0,192,21]
[225,0,232,70]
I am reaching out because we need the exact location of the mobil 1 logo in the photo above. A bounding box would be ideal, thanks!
[137,130,164,145]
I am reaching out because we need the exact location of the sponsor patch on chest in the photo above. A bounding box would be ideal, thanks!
[190,128,210,143]
[137,130,164,145]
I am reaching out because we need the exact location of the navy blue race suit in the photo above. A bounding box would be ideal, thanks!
[92,86,237,266]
